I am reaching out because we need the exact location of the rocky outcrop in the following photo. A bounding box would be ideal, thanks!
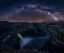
[56,39,64,45]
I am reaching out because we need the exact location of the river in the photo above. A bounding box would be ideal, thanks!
[17,29,52,49]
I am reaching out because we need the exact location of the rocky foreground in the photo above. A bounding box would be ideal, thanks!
[0,32,63,53]
[0,21,64,53]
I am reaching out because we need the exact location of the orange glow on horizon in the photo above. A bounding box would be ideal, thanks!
[8,19,44,23]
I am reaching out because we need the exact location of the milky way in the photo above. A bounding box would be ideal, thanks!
[0,3,63,22]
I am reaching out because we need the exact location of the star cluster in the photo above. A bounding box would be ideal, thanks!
[0,2,64,22]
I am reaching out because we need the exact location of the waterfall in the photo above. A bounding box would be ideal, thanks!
[17,33,33,49]
[17,33,24,42]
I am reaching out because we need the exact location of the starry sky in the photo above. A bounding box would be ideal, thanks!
[0,0,64,22]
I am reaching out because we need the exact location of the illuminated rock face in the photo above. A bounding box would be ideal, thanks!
[56,39,64,45]
[2,35,10,42]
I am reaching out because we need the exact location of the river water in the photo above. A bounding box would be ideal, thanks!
[17,30,52,49]
[1,27,52,49]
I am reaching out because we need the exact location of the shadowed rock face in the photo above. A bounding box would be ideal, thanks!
[22,26,46,37]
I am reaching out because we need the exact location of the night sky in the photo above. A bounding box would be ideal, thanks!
[0,0,64,22]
